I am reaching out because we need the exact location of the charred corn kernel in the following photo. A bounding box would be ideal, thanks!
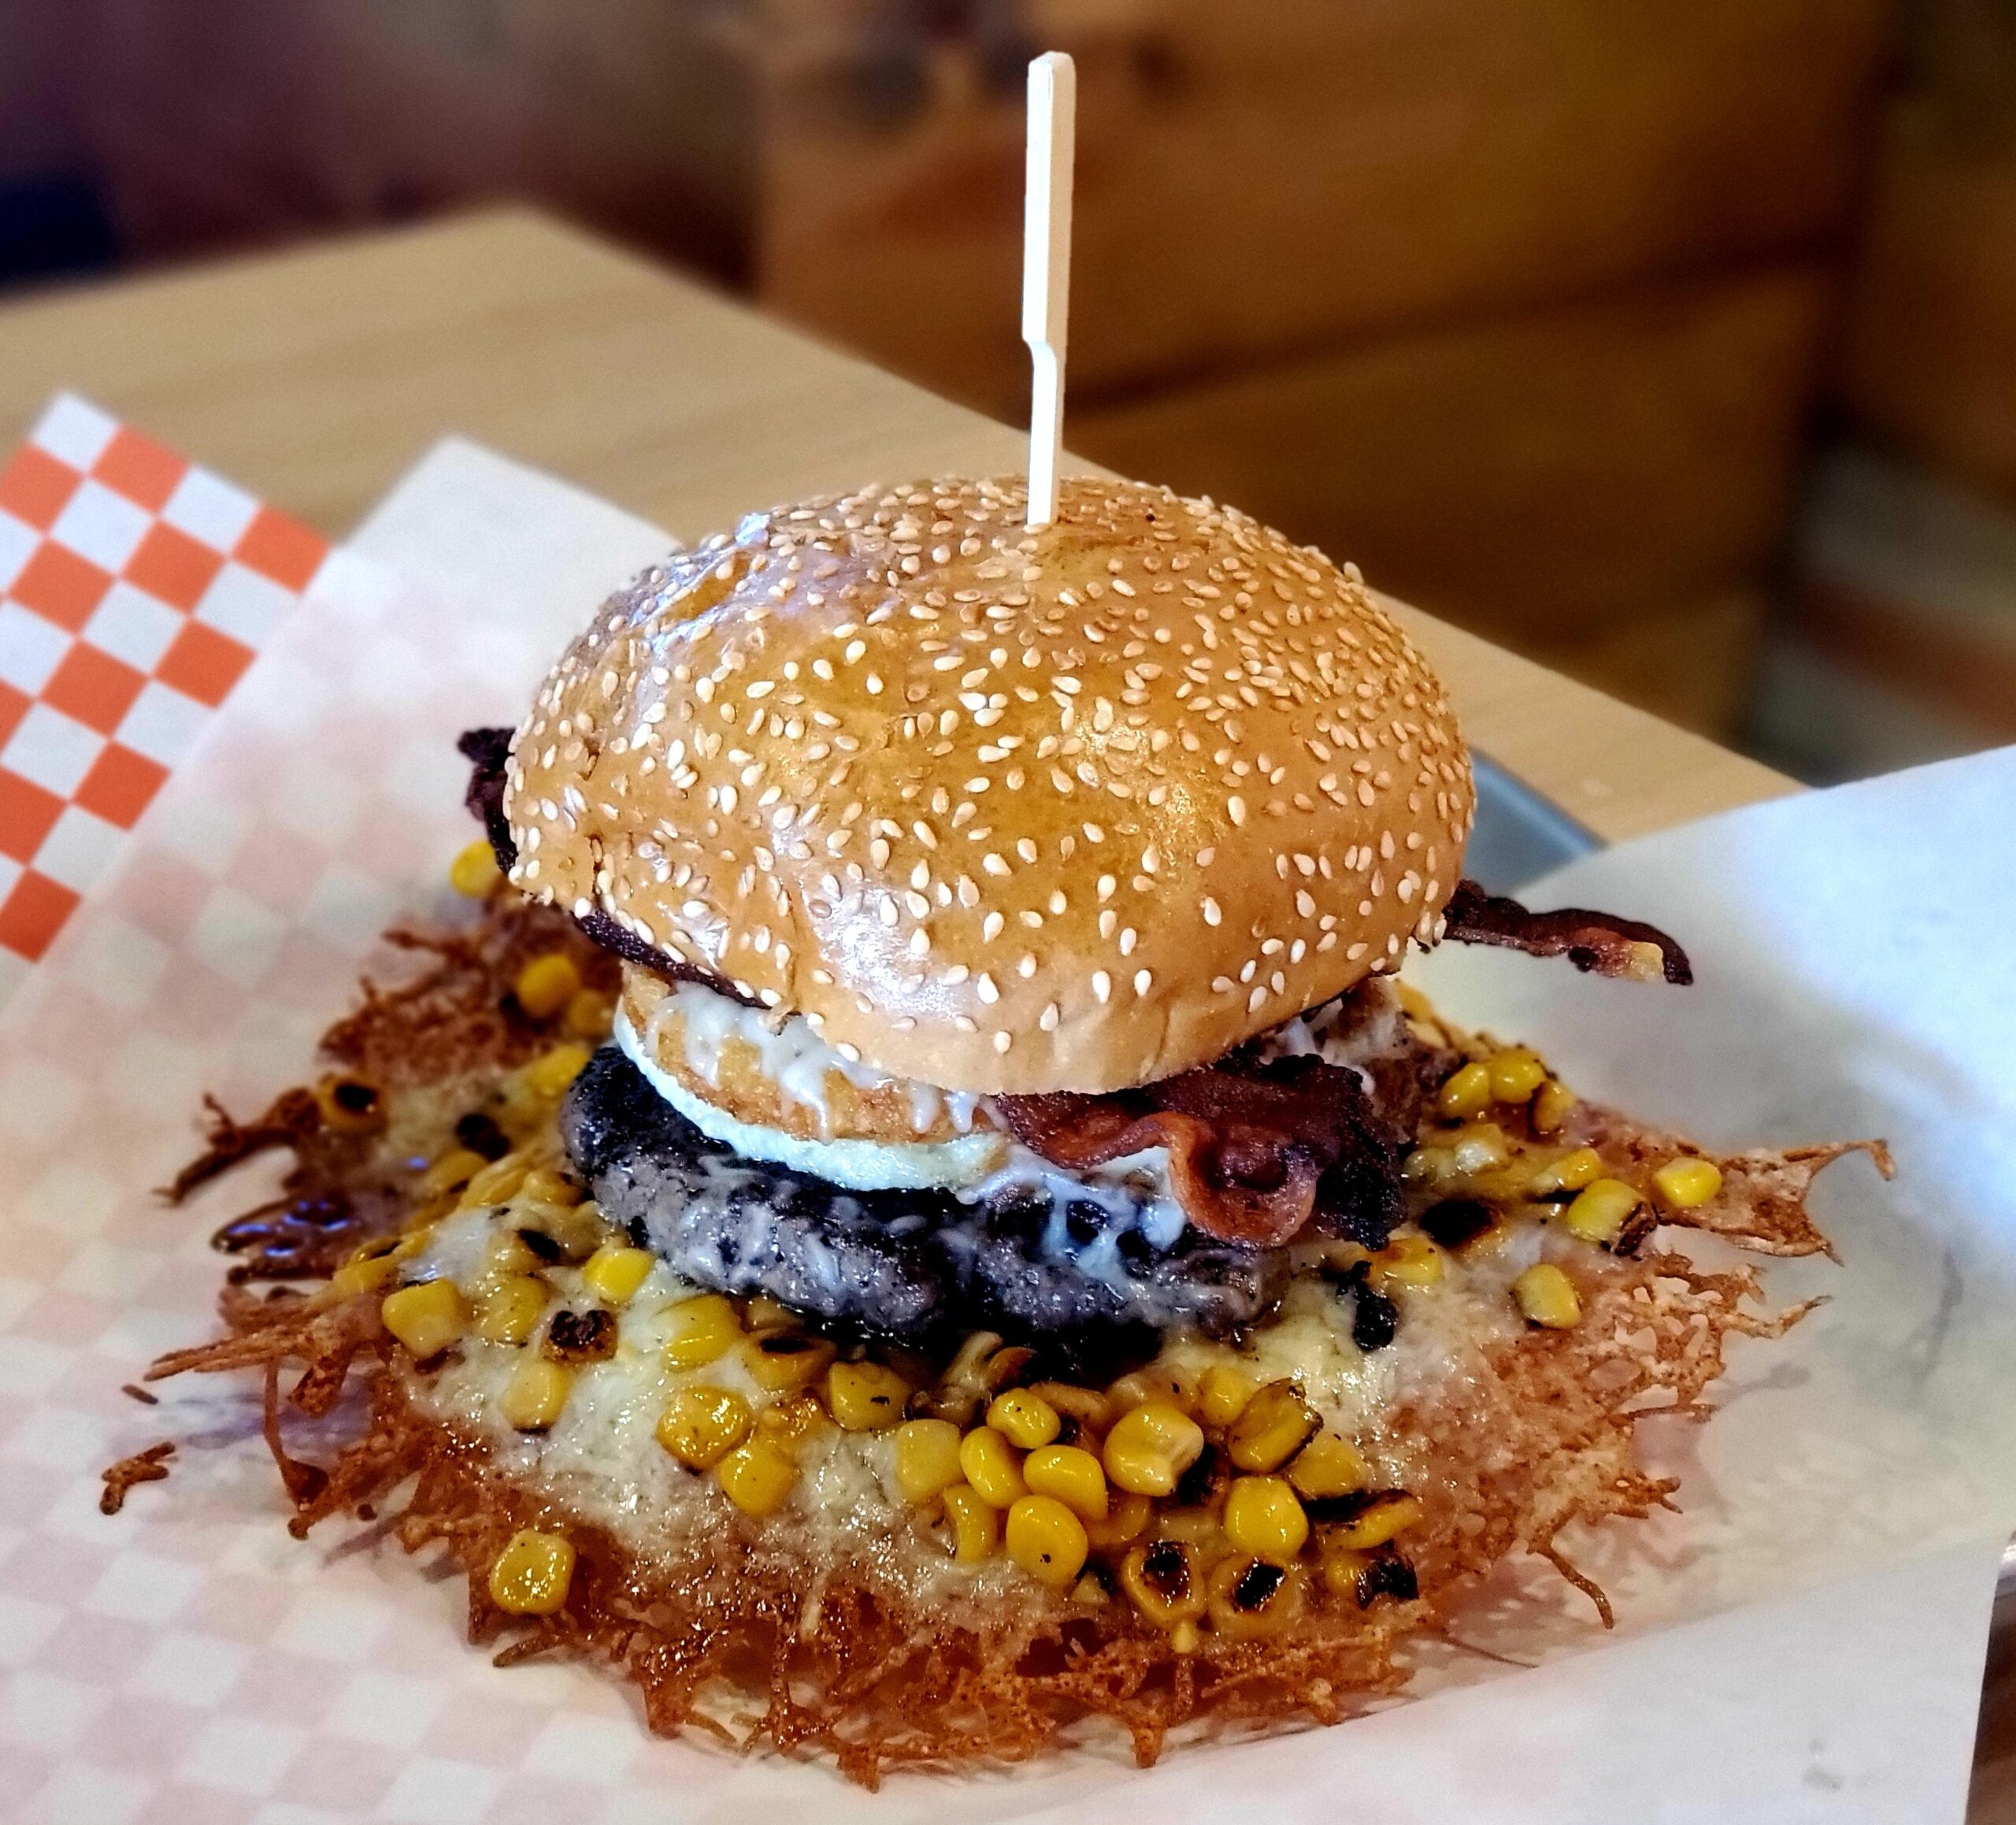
[1369,1233,1445,1290]
[1029,1381,1114,1433]
[1207,1556,1306,1640]
[1199,1363,1257,1428]
[1515,1262,1582,1326]
[381,1278,468,1359]
[514,951,581,1021]
[314,1073,385,1133]
[580,1244,654,1308]
[942,1483,999,1562]
[1488,1048,1547,1103]
[662,1294,742,1371]
[958,1426,1027,1508]
[450,836,504,897]
[502,1358,572,1431]
[1106,1364,1199,1415]
[1223,1475,1309,1563]
[1121,1539,1207,1625]
[487,1529,573,1614]
[743,1331,836,1393]
[459,1153,529,1209]
[1332,1491,1424,1549]
[421,1148,487,1197]
[717,1438,796,1517]
[755,1393,827,1449]
[1320,1542,1373,1600]
[1653,1156,1724,1209]
[1084,1489,1153,1550]
[1226,1381,1319,1474]
[656,1384,753,1469]
[1531,1078,1577,1134]
[1023,1445,1109,1522]
[1436,1061,1492,1119]
[519,1166,583,1207]
[1005,1495,1089,1588]
[1288,1431,1366,1500]
[988,1389,1061,1449]
[477,1273,549,1345]
[1560,1178,1642,1244]
[1103,1401,1206,1497]
[331,1248,400,1299]
[564,988,616,1040]
[523,1042,592,1100]
[1530,1145,1603,1196]
[827,1360,913,1431]
[894,1419,965,1504]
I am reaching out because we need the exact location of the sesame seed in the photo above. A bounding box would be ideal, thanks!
[1091,970,1112,1003]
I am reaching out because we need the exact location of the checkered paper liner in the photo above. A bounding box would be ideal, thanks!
[0,396,328,1005]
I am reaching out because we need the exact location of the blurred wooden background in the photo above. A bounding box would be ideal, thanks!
[2,0,2014,777]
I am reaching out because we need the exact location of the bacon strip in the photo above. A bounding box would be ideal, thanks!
[1442,879,1693,985]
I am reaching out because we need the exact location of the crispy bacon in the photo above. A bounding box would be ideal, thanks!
[999,1055,1400,1248]
[1442,878,1693,985]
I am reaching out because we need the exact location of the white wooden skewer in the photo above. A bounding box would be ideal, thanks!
[1022,51,1077,530]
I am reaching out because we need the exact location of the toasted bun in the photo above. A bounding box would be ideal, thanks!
[504,476,1473,1094]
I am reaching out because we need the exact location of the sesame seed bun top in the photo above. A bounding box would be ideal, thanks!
[503,476,1473,1095]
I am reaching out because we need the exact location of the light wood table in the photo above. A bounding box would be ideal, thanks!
[0,206,1792,846]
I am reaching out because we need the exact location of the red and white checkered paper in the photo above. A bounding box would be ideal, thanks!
[0,396,328,1000]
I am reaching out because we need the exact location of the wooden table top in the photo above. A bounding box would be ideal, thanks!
[0,207,1792,848]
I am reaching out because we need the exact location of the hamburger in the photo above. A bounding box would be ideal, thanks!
[141,476,1878,1781]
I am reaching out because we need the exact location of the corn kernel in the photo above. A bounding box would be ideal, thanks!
[1529,1145,1603,1196]
[564,988,616,1040]
[1223,1475,1310,1563]
[717,1437,797,1517]
[1084,1490,1153,1550]
[958,1426,1027,1508]
[988,1388,1061,1449]
[1102,1401,1206,1497]
[742,1295,795,1333]
[1488,1048,1547,1103]
[1320,1542,1373,1601]
[1514,1263,1583,1329]
[1005,1494,1089,1588]
[1226,1381,1318,1474]
[522,1042,592,1100]
[1448,1122,1510,1172]
[477,1273,548,1345]
[1024,1445,1109,1522]
[331,1248,400,1300]
[1207,1556,1306,1640]
[459,1153,529,1209]
[313,1073,385,1134]
[380,1278,468,1359]
[827,1360,913,1432]
[942,1483,999,1561]
[893,1419,965,1504]
[1029,1381,1114,1434]
[487,1529,574,1615]
[1071,1572,1109,1608]
[754,1392,826,1449]
[1106,1364,1199,1414]
[449,837,503,898]
[1531,1078,1577,1134]
[743,1331,836,1393]
[1559,1178,1642,1244]
[580,1244,654,1308]
[1288,1431,1366,1500]
[514,951,582,1022]
[519,1166,583,1207]
[421,1148,488,1197]
[662,1294,743,1371]
[1652,1156,1724,1210]
[1198,1363,1258,1428]
[1436,1061,1492,1119]
[656,1384,753,1469]
[1331,1490,1424,1550]
[502,1358,572,1432]
[1120,1538,1207,1625]
[1368,1233,1445,1290]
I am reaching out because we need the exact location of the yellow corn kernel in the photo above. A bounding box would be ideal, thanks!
[1319,1542,1373,1601]
[1226,1380,1319,1474]
[331,1247,400,1300]
[519,1166,583,1208]
[1005,1494,1089,1588]
[826,1359,913,1432]
[942,1483,999,1562]
[1530,1145,1604,1196]
[449,837,503,898]
[1331,1490,1424,1550]
[1560,1178,1642,1245]
[1029,1381,1114,1434]
[1198,1363,1258,1429]
[1531,1078,1577,1134]
[1652,1156,1724,1210]
[1106,1363,1200,1415]
[502,1358,573,1432]
[742,1295,795,1333]
[662,1294,743,1371]
[514,951,582,1022]
[380,1278,468,1359]
[656,1384,753,1470]
[958,1426,1027,1508]
[743,1331,836,1393]
[1102,1401,1206,1497]
[1084,1489,1153,1550]
[580,1244,654,1308]
[1436,1061,1492,1120]
[477,1273,549,1345]
[1023,1445,1110,1522]
[1206,1556,1306,1640]
[717,1438,797,1517]
[420,1148,488,1198]
[1071,1572,1109,1608]
[754,1392,827,1449]
[1514,1263,1583,1329]
[1120,1538,1208,1625]
[893,1419,965,1504]
[487,1529,574,1615]
[313,1073,385,1134]
[522,1042,593,1100]
[1224,1475,1310,1563]
[1488,1048,1547,1103]
[564,988,616,1040]
[1369,1233,1446,1290]
[459,1153,529,1210]
[1288,1431,1366,1500]
[987,1388,1061,1450]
